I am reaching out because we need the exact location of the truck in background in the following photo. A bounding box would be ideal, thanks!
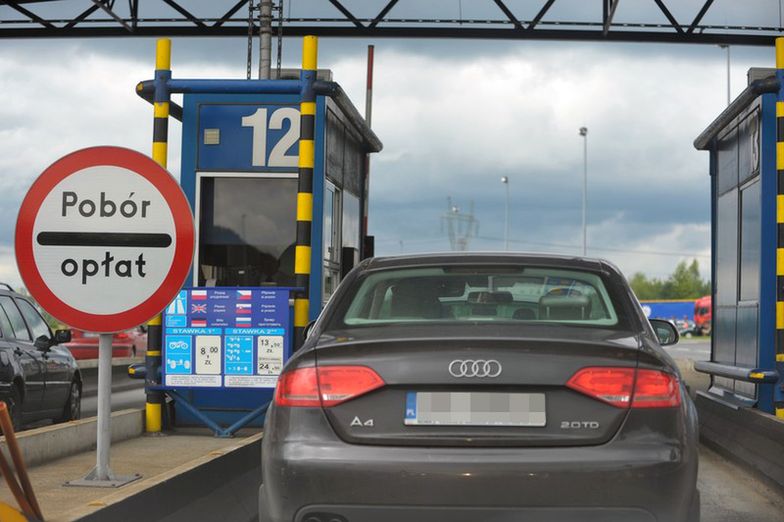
[694,295,712,336]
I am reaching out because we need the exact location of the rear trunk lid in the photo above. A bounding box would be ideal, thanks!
[314,324,642,447]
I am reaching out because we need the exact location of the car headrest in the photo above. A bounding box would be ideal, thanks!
[539,294,592,320]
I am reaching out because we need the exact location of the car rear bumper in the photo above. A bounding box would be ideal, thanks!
[260,408,699,522]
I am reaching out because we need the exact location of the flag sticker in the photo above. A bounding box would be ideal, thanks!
[237,290,252,300]
[236,303,252,314]
[191,303,207,314]
[191,290,207,300]
[236,316,252,327]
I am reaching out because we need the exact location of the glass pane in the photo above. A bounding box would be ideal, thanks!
[323,185,335,261]
[717,128,738,195]
[0,296,31,341]
[342,192,360,250]
[16,299,51,341]
[740,179,761,301]
[338,266,619,328]
[716,190,738,306]
[198,177,297,286]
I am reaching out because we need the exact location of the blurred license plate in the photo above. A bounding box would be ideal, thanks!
[404,392,546,427]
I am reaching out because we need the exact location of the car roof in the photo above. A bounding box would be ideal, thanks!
[364,251,614,274]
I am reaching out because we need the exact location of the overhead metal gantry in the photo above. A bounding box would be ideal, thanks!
[0,0,781,44]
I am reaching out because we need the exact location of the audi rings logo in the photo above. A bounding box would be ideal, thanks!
[448,359,502,378]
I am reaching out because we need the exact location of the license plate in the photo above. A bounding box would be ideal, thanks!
[404,392,546,427]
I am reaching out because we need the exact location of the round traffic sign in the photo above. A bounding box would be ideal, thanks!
[15,146,195,332]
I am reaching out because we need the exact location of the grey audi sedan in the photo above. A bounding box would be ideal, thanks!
[260,253,699,522]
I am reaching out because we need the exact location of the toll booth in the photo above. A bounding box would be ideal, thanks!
[137,55,382,433]
[694,68,782,415]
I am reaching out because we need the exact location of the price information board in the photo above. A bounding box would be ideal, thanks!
[162,287,292,388]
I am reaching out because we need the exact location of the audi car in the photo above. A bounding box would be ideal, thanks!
[260,253,699,522]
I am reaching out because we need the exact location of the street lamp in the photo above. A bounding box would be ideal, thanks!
[719,44,731,106]
[579,127,588,257]
[501,176,510,251]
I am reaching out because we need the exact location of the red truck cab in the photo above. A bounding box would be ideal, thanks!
[694,295,712,336]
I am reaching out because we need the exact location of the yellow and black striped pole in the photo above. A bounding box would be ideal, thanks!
[144,38,171,433]
[294,36,318,347]
[776,37,784,419]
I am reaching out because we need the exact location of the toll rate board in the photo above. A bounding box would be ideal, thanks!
[162,287,292,388]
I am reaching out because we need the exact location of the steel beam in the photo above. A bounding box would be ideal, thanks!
[369,0,399,29]
[492,0,523,30]
[652,0,683,34]
[161,0,206,28]
[528,0,557,31]
[0,0,778,46]
[687,0,716,34]
[327,0,363,28]
[603,0,620,36]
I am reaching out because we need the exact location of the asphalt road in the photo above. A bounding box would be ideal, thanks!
[666,338,711,362]
[700,445,784,521]
[82,384,145,418]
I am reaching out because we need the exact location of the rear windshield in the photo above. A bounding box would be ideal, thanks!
[338,265,620,327]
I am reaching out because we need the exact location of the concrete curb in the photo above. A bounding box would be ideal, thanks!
[0,409,144,468]
[697,393,784,491]
[61,433,263,522]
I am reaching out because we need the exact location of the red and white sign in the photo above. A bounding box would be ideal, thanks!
[15,146,194,332]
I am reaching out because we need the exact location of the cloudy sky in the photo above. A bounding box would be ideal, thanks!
[0,0,778,288]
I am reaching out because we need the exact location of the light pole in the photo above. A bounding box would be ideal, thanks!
[501,176,510,251]
[579,127,588,256]
[719,44,731,106]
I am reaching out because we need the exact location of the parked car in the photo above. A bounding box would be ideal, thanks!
[675,317,697,338]
[65,326,147,360]
[260,253,699,522]
[0,285,81,430]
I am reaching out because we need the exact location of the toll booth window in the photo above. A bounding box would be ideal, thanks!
[716,190,738,306]
[323,183,341,300]
[198,177,297,287]
[342,192,361,274]
[739,179,761,301]
[342,193,360,250]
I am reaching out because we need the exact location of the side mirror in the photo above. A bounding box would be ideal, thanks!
[650,319,679,346]
[34,335,52,351]
[54,329,72,344]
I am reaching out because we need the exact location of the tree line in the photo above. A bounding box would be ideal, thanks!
[629,259,710,301]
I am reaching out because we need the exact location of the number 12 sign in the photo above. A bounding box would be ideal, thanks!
[198,104,301,172]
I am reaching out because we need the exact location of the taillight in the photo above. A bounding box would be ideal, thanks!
[275,367,321,407]
[631,369,681,408]
[274,366,385,408]
[566,367,681,409]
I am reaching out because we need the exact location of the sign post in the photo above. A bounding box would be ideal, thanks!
[15,146,194,486]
